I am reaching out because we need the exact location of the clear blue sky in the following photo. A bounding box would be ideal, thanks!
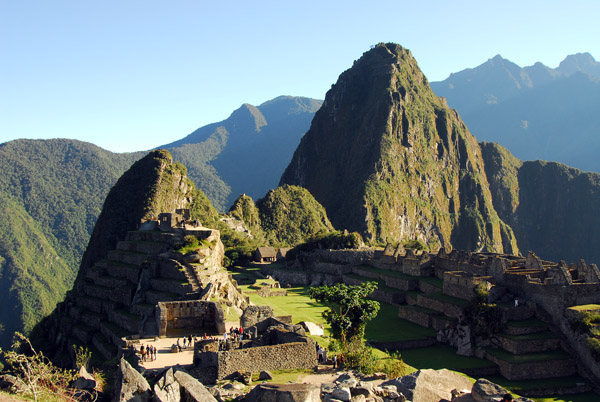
[1,0,598,152]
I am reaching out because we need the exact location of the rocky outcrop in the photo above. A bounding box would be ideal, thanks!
[113,357,152,402]
[382,369,473,402]
[281,43,517,254]
[154,368,180,402]
[174,370,218,402]
[244,383,321,402]
[482,141,600,265]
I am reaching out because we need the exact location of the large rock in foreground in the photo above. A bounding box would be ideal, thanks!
[113,358,152,402]
[383,369,472,402]
[244,383,321,402]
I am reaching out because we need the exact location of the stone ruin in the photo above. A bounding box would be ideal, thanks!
[50,212,248,360]
[192,311,316,384]
[265,245,600,394]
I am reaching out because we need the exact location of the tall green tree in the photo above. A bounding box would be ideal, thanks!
[308,282,380,343]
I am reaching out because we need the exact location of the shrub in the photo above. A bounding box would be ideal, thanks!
[377,351,407,378]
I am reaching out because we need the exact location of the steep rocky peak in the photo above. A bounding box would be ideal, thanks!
[281,43,517,253]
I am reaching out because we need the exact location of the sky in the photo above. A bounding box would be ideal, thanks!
[1,0,599,153]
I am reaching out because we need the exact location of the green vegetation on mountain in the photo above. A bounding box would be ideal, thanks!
[228,193,265,241]
[256,184,335,247]
[77,149,201,276]
[281,43,517,253]
[0,139,142,348]
[482,141,600,264]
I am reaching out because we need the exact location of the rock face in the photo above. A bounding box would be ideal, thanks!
[154,368,180,402]
[174,370,218,402]
[244,383,321,402]
[482,141,600,264]
[383,369,473,402]
[113,357,152,402]
[281,43,517,253]
[78,149,197,277]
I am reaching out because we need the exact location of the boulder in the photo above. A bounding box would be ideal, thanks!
[299,321,324,336]
[71,366,96,391]
[470,379,509,402]
[383,369,472,402]
[154,368,180,402]
[0,374,23,393]
[174,370,218,402]
[332,386,352,402]
[113,357,152,402]
[244,383,320,402]
[259,371,273,381]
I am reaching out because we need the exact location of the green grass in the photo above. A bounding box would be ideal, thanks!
[399,345,496,370]
[344,273,406,294]
[485,348,572,363]
[266,368,314,383]
[532,393,600,402]
[420,292,470,307]
[567,304,600,311]
[366,302,436,342]
[484,375,588,392]
[499,332,557,341]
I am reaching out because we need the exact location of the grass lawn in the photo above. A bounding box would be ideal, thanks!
[366,302,436,342]
[485,348,572,363]
[531,393,600,402]
[399,345,496,370]
[498,332,557,341]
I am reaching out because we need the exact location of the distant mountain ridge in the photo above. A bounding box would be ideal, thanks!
[431,53,600,172]
[162,96,322,210]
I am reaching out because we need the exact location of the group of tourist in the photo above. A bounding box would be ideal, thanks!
[315,343,345,368]
[176,334,195,352]
[140,344,157,361]
[226,326,250,342]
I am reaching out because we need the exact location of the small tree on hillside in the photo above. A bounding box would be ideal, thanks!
[308,281,380,344]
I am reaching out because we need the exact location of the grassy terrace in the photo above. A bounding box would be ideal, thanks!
[400,345,496,370]
[499,331,558,341]
[420,291,470,308]
[485,348,572,363]
[355,265,443,288]
[344,273,408,294]
[366,302,436,342]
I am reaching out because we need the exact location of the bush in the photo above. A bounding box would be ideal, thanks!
[377,351,407,378]
[586,337,600,361]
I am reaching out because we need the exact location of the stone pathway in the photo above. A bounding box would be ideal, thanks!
[136,336,196,370]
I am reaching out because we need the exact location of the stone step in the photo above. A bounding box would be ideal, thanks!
[484,348,577,380]
[353,265,420,291]
[107,308,143,335]
[103,260,143,284]
[94,275,130,289]
[79,309,104,330]
[100,321,129,348]
[107,249,148,266]
[86,283,134,306]
[85,265,105,281]
[416,292,469,318]
[131,303,156,317]
[397,305,441,328]
[92,332,118,360]
[126,230,177,243]
[145,289,181,305]
[150,278,194,295]
[72,323,95,344]
[116,240,170,255]
[76,295,104,314]
[505,319,549,336]
[496,332,561,354]
[342,273,411,305]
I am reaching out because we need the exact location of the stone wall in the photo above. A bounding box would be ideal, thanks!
[485,352,576,380]
[496,335,560,354]
[195,340,316,381]
[442,271,492,300]
[157,300,225,337]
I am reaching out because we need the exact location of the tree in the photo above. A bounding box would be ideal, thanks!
[308,282,380,343]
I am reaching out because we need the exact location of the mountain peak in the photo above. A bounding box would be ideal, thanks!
[281,43,516,253]
[557,52,600,79]
[230,103,267,132]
